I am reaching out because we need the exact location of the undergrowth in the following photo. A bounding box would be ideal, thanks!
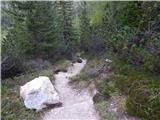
[95,100,117,120]
[71,55,160,120]
[112,58,160,120]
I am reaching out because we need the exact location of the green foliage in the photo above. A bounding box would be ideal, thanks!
[1,1,160,119]
[79,1,92,52]
[88,2,106,26]
[112,59,160,120]
[26,1,56,56]
[2,23,32,58]
[95,101,117,120]
[101,1,160,73]
[55,1,78,56]
[126,80,160,120]
[119,2,144,27]
[2,1,78,60]
[96,80,115,100]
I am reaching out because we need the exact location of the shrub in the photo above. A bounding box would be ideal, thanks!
[97,80,114,99]
[126,81,160,120]
[95,101,117,120]
[112,59,160,120]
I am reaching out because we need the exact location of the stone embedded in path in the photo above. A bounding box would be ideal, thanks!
[54,69,67,74]
[77,58,83,63]
[20,76,60,111]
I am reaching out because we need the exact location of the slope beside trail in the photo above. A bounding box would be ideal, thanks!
[39,59,100,120]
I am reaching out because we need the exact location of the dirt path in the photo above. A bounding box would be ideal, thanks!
[39,59,100,120]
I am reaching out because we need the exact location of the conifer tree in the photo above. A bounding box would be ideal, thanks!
[79,1,91,52]
[60,1,76,56]
[26,1,55,57]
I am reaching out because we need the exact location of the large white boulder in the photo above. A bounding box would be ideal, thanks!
[20,76,60,111]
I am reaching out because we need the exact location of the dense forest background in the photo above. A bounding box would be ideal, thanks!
[1,1,160,120]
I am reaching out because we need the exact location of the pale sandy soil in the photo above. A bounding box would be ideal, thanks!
[39,59,100,120]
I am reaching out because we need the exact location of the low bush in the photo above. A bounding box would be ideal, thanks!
[126,80,160,120]
[95,101,117,120]
[93,80,115,103]
[112,59,160,120]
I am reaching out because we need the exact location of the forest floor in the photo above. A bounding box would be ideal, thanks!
[2,57,140,120]
[39,59,100,120]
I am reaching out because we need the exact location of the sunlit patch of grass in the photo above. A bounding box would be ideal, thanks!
[95,100,117,120]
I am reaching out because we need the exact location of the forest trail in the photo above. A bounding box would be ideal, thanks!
[39,59,100,120]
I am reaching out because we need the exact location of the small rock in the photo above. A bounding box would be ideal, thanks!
[77,58,82,63]
[54,69,67,74]
[105,59,112,63]
[20,76,60,111]
[45,102,62,109]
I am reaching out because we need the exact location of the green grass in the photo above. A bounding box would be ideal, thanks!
[1,68,54,120]
[54,59,71,71]
[111,58,160,120]
[95,100,117,120]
